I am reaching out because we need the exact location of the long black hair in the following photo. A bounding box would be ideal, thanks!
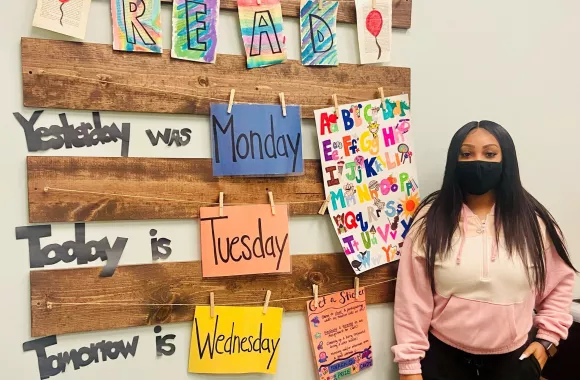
[412,120,577,293]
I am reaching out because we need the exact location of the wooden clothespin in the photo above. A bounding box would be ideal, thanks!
[279,92,287,117]
[210,292,215,318]
[379,87,386,110]
[313,284,319,305]
[268,191,276,215]
[318,196,330,215]
[354,277,360,299]
[227,89,235,114]
[263,290,272,314]
[332,94,339,116]
[372,0,377,9]
[318,0,323,9]
[219,192,224,217]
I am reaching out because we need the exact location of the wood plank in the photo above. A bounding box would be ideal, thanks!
[28,156,326,223]
[31,254,398,336]
[21,38,411,119]
[159,0,412,29]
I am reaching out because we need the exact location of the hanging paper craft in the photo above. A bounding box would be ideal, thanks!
[171,0,220,63]
[300,0,339,66]
[199,204,291,277]
[32,0,92,39]
[210,103,303,176]
[237,0,287,68]
[111,0,162,53]
[188,306,283,374]
[307,288,373,380]
[314,94,419,273]
[355,0,392,64]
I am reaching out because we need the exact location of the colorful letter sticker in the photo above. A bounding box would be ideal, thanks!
[188,306,283,374]
[356,0,392,64]
[237,0,287,68]
[199,204,291,277]
[111,0,162,53]
[314,94,420,273]
[171,0,220,63]
[307,289,373,380]
[300,0,338,66]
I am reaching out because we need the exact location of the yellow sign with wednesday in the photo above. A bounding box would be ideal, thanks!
[188,306,284,374]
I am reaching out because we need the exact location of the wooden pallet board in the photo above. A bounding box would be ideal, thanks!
[27,156,326,223]
[30,253,398,336]
[159,0,412,28]
[21,38,411,119]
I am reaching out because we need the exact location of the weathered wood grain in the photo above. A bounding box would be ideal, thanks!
[159,0,412,28]
[21,38,411,119]
[31,254,398,336]
[27,156,326,223]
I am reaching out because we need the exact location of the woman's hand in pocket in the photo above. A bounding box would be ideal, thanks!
[520,342,548,369]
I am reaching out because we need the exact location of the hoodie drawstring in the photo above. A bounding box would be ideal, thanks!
[456,207,467,265]
[490,235,498,262]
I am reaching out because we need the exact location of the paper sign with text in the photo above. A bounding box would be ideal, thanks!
[188,306,284,374]
[210,103,303,176]
[314,94,420,273]
[200,204,291,277]
[307,289,373,380]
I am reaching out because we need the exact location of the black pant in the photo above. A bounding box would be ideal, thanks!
[421,333,541,380]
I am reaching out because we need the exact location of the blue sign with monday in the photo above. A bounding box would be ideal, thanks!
[210,103,304,176]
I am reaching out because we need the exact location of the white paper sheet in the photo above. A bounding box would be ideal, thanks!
[32,0,92,39]
[356,0,392,64]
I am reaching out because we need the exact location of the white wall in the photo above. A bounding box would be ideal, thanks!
[1,0,579,379]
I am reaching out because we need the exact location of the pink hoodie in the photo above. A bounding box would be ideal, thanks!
[392,205,575,375]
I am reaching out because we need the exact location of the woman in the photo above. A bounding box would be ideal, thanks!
[392,121,576,380]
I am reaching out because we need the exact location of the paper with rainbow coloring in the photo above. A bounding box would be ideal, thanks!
[356,0,392,64]
[171,0,220,63]
[314,94,419,273]
[111,0,162,53]
[237,0,287,68]
[300,0,338,66]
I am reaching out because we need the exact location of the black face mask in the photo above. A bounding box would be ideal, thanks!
[455,161,503,195]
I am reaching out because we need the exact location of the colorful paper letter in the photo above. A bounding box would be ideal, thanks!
[356,0,392,64]
[307,288,373,380]
[210,103,303,176]
[237,0,287,68]
[300,0,338,66]
[111,0,162,53]
[314,94,419,273]
[199,204,291,277]
[188,306,283,374]
[171,0,220,63]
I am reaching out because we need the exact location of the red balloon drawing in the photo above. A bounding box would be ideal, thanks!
[366,10,384,59]
[59,0,71,26]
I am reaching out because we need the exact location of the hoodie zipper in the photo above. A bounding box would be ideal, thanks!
[479,218,489,279]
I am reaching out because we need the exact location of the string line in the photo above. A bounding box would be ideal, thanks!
[36,70,404,109]
[46,278,397,308]
[43,187,325,206]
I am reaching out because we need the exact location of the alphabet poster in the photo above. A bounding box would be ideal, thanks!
[111,0,162,53]
[300,0,338,66]
[355,0,392,64]
[210,103,303,176]
[171,0,220,63]
[199,204,291,277]
[314,94,419,273]
[188,306,283,374]
[237,0,287,68]
[307,289,372,380]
